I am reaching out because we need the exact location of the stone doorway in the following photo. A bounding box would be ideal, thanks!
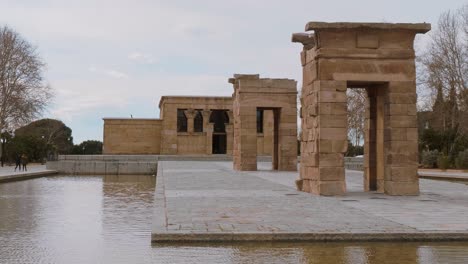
[209,110,229,155]
[229,74,298,171]
[258,107,280,170]
[292,21,430,196]
[348,82,387,192]
[212,134,227,154]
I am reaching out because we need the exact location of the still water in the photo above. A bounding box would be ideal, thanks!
[0,175,467,264]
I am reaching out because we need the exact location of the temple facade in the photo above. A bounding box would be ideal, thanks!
[103,79,279,156]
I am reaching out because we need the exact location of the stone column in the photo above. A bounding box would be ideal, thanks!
[277,108,298,171]
[201,110,212,154]
[262,110,274,156]
[184,109,196,133]
[225,110,234,156]
[297,51,348,195]
[205,123,214,154]
[364,86,385,193]
[233,106,257,171]
[383,81,419,195]
[225,123,233,156]
[201,110,211,132]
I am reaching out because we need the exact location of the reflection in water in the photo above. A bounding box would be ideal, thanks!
[0,175,467,264]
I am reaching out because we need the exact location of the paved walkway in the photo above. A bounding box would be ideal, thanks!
[0,164,58,183]
[152,161,468,242]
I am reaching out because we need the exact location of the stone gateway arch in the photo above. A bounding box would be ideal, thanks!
[293,22,430,196]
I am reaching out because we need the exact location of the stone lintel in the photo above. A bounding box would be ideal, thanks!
[233,74,260,80]
[230,74,296,90]
[158,96,232,109]
[230,74,260,85]
[305,22,431,33]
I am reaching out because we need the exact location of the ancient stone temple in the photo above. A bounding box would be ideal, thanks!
[102,75,288,159]
[293,22,430,196]
[229,74,298,171]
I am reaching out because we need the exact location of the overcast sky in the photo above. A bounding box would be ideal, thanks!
[0,0,465,143]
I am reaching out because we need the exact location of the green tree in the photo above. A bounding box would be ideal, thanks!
[72,140,103,155]
[8,135,46,162]
[13,119,73,161]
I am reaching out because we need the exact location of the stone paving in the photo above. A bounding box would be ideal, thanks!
[0,164,58,183]
[152,161,468,242]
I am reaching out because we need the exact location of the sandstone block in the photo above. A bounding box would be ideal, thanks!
[295,179,303,191]
[301,51,307,66]
[387,81,416,93]
[309,180,319,194]
[406,104,417,116]
[384,181,419,196]
[387,93,417,104]
[318,181,346,196]
[319,128,348,140]
[301,153,319,167]
[385,166,418,182]
[319,167,345,181]
[302,141,317,154]
[303,62,317,85]
[385,140,418,154]
[386,104,408,116]
[314,80,347,92]
[319,115,347,128]
[384,128,407,141]
[386,153,418,165]
[301,166,320,180]
[318,153,344,167]
[406,128,418,141]
[357,32,379,48]
[387,115,418,128]
[319,90,347,103]
[319,103,347,115]
[302,179,311,192]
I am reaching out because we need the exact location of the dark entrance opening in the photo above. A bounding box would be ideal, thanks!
[209,110,229,154]
[212,134,227,154]
[257,107,280,170]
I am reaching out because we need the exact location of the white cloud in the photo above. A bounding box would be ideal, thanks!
[128,52,155,64]
[88,66,129,79]
[104,70,129,79]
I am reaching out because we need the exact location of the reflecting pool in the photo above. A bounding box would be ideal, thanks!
[0,175,467,264]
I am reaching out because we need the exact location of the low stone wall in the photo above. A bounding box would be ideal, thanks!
[47,155,362,175]
[46,155,159,175]
[47,155,274,175]
[345,157,364,171]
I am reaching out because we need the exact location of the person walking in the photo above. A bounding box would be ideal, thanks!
[14,154,22,172]
[21,154,28,172]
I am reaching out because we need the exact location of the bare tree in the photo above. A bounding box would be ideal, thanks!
[419,5,468,130]
[347,88,366,146]
[0,26,52,157]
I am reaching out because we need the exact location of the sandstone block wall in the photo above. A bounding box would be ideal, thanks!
[230,74,298,171]
[159,96,233,155]
[103,118,162,154]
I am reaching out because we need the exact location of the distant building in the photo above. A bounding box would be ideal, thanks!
[103,96,275,155]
